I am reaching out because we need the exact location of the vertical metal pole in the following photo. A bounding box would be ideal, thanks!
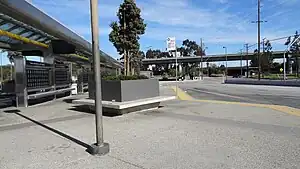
[283,51,286,81]
[0,51,3,82]
[240,49,243,76]
[175,49,178,97]
[246,44,249,78]
[89,0,109,155]
[224,47,228,80]
[257,0,261,80]
[10,63,12,80]
[200,38,203,80]
[262,38,265,77]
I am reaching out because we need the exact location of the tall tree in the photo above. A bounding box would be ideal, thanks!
[109,0,146,75]
[145,49,170,58]
[181,39,205,57]
[261,39,273,73]
[250,49,259,67]
[287,31,300,77]
[7,51,21,63]
[130,51,144,75]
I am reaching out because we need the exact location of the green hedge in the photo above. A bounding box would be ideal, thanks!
[103,75,149,81]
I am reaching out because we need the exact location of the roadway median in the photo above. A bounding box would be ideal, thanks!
[224,78,300,87]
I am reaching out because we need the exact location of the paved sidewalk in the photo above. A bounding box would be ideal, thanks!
[0,87,300,169]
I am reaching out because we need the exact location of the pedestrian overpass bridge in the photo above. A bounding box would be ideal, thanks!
[0,0,121,107]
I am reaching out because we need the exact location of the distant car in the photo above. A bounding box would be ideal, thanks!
[177,75,185,81]
[232,74,242,78]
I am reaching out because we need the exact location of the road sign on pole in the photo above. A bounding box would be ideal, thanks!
[167,37,178,97]
[167,37,176,51]
[280,68,283,73]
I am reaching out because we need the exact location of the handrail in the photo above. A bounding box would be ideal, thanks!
[0,29,49,48]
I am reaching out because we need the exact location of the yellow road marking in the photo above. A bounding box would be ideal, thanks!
[171,86,194,100]
[171,86,300,117]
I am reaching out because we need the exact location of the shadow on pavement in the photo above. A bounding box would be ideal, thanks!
[63,98,77,104]
[5,109,93,153]
[68,105,122,117]
[69,105,94,114]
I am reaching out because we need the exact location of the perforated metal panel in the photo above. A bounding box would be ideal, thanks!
[25,60,52,89]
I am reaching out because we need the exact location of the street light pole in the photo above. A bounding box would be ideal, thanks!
[223,46,228,80]
[240,49,243,76]
[245,44,249,78]
[200,38,203,80]
[175,48,178,97]
[89,0,109,155]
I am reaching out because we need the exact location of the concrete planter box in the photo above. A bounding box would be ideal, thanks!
[89,79,159,102]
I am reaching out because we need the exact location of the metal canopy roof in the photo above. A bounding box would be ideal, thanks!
[0,0,122,68]
[0,13,53,48]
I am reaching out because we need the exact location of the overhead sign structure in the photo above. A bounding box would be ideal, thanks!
[167,37,176,51]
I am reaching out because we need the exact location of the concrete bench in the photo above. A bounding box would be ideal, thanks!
[27,88,73,100]
[73,96,176,115]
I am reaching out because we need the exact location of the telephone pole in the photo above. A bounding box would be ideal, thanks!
[257,0,261,80]
[252,0,267,80]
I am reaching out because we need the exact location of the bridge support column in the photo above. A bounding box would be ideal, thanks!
[77,67,84,94]
[14,55,27,107]
[297,57,300,77]
[178,63,182,74]
[287,57,293,74]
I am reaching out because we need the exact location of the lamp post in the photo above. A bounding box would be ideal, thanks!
[240,49,243,77]
[88,0,109,155]
[223,46,228,80]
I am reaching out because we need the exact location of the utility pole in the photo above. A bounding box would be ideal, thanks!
[245,44,249,78]
[257,0,261,80]
[200,38,203,80]
[251,0,267,80]
[89,0,109,155]
[262,38,265,77]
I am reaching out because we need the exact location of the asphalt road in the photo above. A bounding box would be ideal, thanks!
[178,78,300,109]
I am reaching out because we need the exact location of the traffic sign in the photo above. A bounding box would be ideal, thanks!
[280,68,283,72]
[167,37,176,51]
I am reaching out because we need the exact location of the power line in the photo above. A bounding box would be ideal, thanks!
[246,33,300,50]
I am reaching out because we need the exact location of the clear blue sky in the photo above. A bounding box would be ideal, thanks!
[1,0,299,66]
